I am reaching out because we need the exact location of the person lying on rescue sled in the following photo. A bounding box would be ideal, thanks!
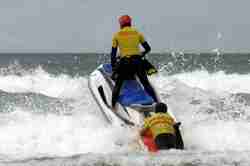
[110,15,158,110]
[140,103,184,150]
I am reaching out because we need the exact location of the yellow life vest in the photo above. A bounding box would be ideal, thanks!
[112,27,145,58]
[143,113,175,139]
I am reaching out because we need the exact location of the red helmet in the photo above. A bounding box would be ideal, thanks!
[119,15,132,28]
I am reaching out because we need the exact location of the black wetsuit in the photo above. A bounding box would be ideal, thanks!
[155,133,177,150]
[111,42,158,107]
[155,123,184,150]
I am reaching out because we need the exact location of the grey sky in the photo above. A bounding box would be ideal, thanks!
[0,0,249,52]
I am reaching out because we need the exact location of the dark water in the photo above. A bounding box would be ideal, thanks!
[0,53,250,76]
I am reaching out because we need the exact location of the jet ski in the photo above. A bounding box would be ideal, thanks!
[88,63,182,151]
[88,63,160,126]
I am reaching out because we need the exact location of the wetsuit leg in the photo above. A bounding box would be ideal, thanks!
[112,76,124,107]
[111,58,131,107]
[155,134,176,150]
[174,123,184,150]
[135,60,158,102]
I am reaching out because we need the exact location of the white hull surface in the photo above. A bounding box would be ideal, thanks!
[88,64,177,127]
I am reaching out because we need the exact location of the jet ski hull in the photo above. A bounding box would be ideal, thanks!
[89,64,140,126]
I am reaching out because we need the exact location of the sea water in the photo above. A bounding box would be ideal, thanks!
[0,53,249,166]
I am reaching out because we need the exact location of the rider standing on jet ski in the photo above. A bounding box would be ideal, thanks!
[140,103,184,150]
[111,15,158,110]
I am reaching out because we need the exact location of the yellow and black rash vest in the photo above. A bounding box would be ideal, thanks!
[143,113,175,139]
[112,27,145,58]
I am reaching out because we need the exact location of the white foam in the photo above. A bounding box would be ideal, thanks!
[0,67,86,99]
[0,68,138,159]
[170,70,250,94]
[1,68,250,158]
[184,120,250,151]
[0,108,136,159]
